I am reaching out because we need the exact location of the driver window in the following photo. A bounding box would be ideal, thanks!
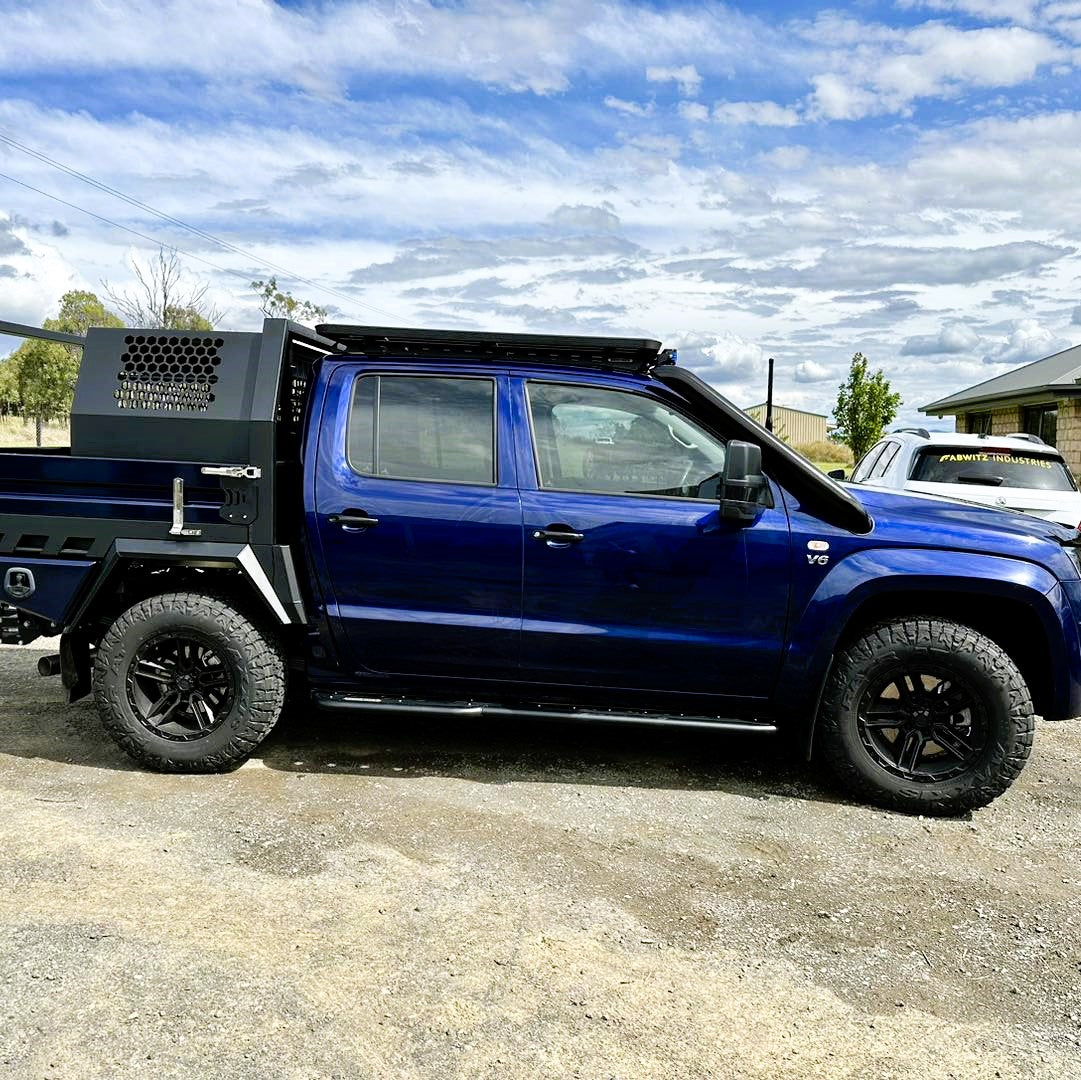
[527,382,727,500]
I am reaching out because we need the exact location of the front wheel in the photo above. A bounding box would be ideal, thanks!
[93,591,286,772]
[816,618,1034,815]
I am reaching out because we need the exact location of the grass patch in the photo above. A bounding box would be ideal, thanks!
[0,417,71,448]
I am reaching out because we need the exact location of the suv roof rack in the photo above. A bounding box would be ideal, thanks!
[315,324,669,374]
[1003,432,1045,445]
[893,426,930,438]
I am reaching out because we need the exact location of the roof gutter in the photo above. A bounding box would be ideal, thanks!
[654,367,873,535]
[921,385,1081,414]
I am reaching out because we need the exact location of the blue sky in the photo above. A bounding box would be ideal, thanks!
[2,0,1081,427]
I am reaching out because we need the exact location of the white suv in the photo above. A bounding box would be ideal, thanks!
[840,429,1081,528]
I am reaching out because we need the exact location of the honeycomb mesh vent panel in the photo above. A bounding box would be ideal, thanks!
[114,334,223,412]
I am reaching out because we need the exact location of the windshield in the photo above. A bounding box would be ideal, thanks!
[911,447,1077,492]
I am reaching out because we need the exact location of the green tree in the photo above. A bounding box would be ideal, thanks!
[15,338,78,439]
[0,356,20,417]
[13,290,123,444]
[53,290,124,337]
[162,304,214,332]
[252,276,327,325]
[832,352,902,461]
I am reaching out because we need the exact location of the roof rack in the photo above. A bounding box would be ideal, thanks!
[893,426,930,438]
[1003,432,1045,445]
[315,324,669,375]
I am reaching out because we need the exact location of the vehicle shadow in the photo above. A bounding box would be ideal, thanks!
[253,704,843,805]
[0,689,842,806]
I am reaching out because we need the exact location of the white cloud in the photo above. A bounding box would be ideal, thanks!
[645,64,703,97]
[1,4,1080,416]
[981,319,1071,365]
[806,24,1063,120]
[0,2,763,98]
[794,360,833,382]
[807,75,881,122]
[757,146,810,170]
[901,323,982,354]
[897,0,1040,22]
[678,101,710,123]
[547,203,622,232]
[666,330,767,385]
[1044,1,1081,17]
[713,101,802,126]
[603,96,654,117]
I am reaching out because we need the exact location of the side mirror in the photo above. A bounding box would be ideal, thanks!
[720,441,769,525]
[828,468,847,480]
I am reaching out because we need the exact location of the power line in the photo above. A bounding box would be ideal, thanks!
[0,133,404,323]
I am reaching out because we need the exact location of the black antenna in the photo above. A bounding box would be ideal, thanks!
[765,357,775,432]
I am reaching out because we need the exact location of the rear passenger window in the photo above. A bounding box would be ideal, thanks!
[869,441,900,480]
[851,442,887,483]
[348,375,495,484]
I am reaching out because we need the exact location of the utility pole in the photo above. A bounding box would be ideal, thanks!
[765,357,775,433]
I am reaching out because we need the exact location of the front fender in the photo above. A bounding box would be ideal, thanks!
[774,547,1081,741]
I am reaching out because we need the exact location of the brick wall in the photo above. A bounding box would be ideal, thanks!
[990,406,1020,435]
[1057,399,1081,476]
[954,406,1019,434]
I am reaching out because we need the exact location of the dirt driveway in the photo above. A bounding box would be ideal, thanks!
[0,639,1079,1079]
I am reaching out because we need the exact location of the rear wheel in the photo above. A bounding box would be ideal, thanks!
[817,618,1034,815]
[93,592,286,772]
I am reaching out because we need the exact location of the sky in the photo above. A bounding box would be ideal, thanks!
[1,0,1081,429]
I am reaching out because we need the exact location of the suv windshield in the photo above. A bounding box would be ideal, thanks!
[911,447,1077,491]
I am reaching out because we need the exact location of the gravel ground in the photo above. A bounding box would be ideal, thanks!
[0,639,1079,1079]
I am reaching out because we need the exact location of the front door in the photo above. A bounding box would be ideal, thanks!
[517,378,791,699]
[313,367,522,679]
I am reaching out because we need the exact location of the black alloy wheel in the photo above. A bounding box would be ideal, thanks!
[856,666,988,783]
[816,618,1034,814]
[126,631,237,742]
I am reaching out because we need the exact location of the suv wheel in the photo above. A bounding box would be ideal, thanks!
[817,618,1034,815]
[93,592,286,772]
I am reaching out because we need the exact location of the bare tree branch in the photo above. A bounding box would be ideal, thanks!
[103,247,222,330]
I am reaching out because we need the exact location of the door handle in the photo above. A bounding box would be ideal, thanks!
[532,524,585,545]
[330,510,380,530]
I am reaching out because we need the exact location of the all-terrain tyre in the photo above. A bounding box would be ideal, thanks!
[93,591,286,772]
[817,618,1034,815]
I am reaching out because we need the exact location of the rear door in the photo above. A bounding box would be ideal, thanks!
[516,377,791,698]
[312,366,522,679]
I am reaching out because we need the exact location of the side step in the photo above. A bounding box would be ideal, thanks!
[311,691,777,734]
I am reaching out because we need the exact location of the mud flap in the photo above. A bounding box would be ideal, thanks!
[60,632,92,703]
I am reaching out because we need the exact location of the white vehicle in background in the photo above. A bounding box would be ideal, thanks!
[839,429,1081,528]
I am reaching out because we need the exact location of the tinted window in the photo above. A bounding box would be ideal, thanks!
[869,441,901,480]
[527,382,727,500]
[348,375,495,484]
[851,442,887,483]
[911,447,1076,491]
[1022,404,1057,447]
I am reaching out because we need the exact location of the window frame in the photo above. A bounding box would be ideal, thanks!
[1022,403,1058,447]
[868,440,901,481]
[524,379,735,505]
[346,372,499,487]
[850,441,888,484]
[966,412,992,435]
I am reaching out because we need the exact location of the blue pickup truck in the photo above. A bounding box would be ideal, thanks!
[1,318,1079,815]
